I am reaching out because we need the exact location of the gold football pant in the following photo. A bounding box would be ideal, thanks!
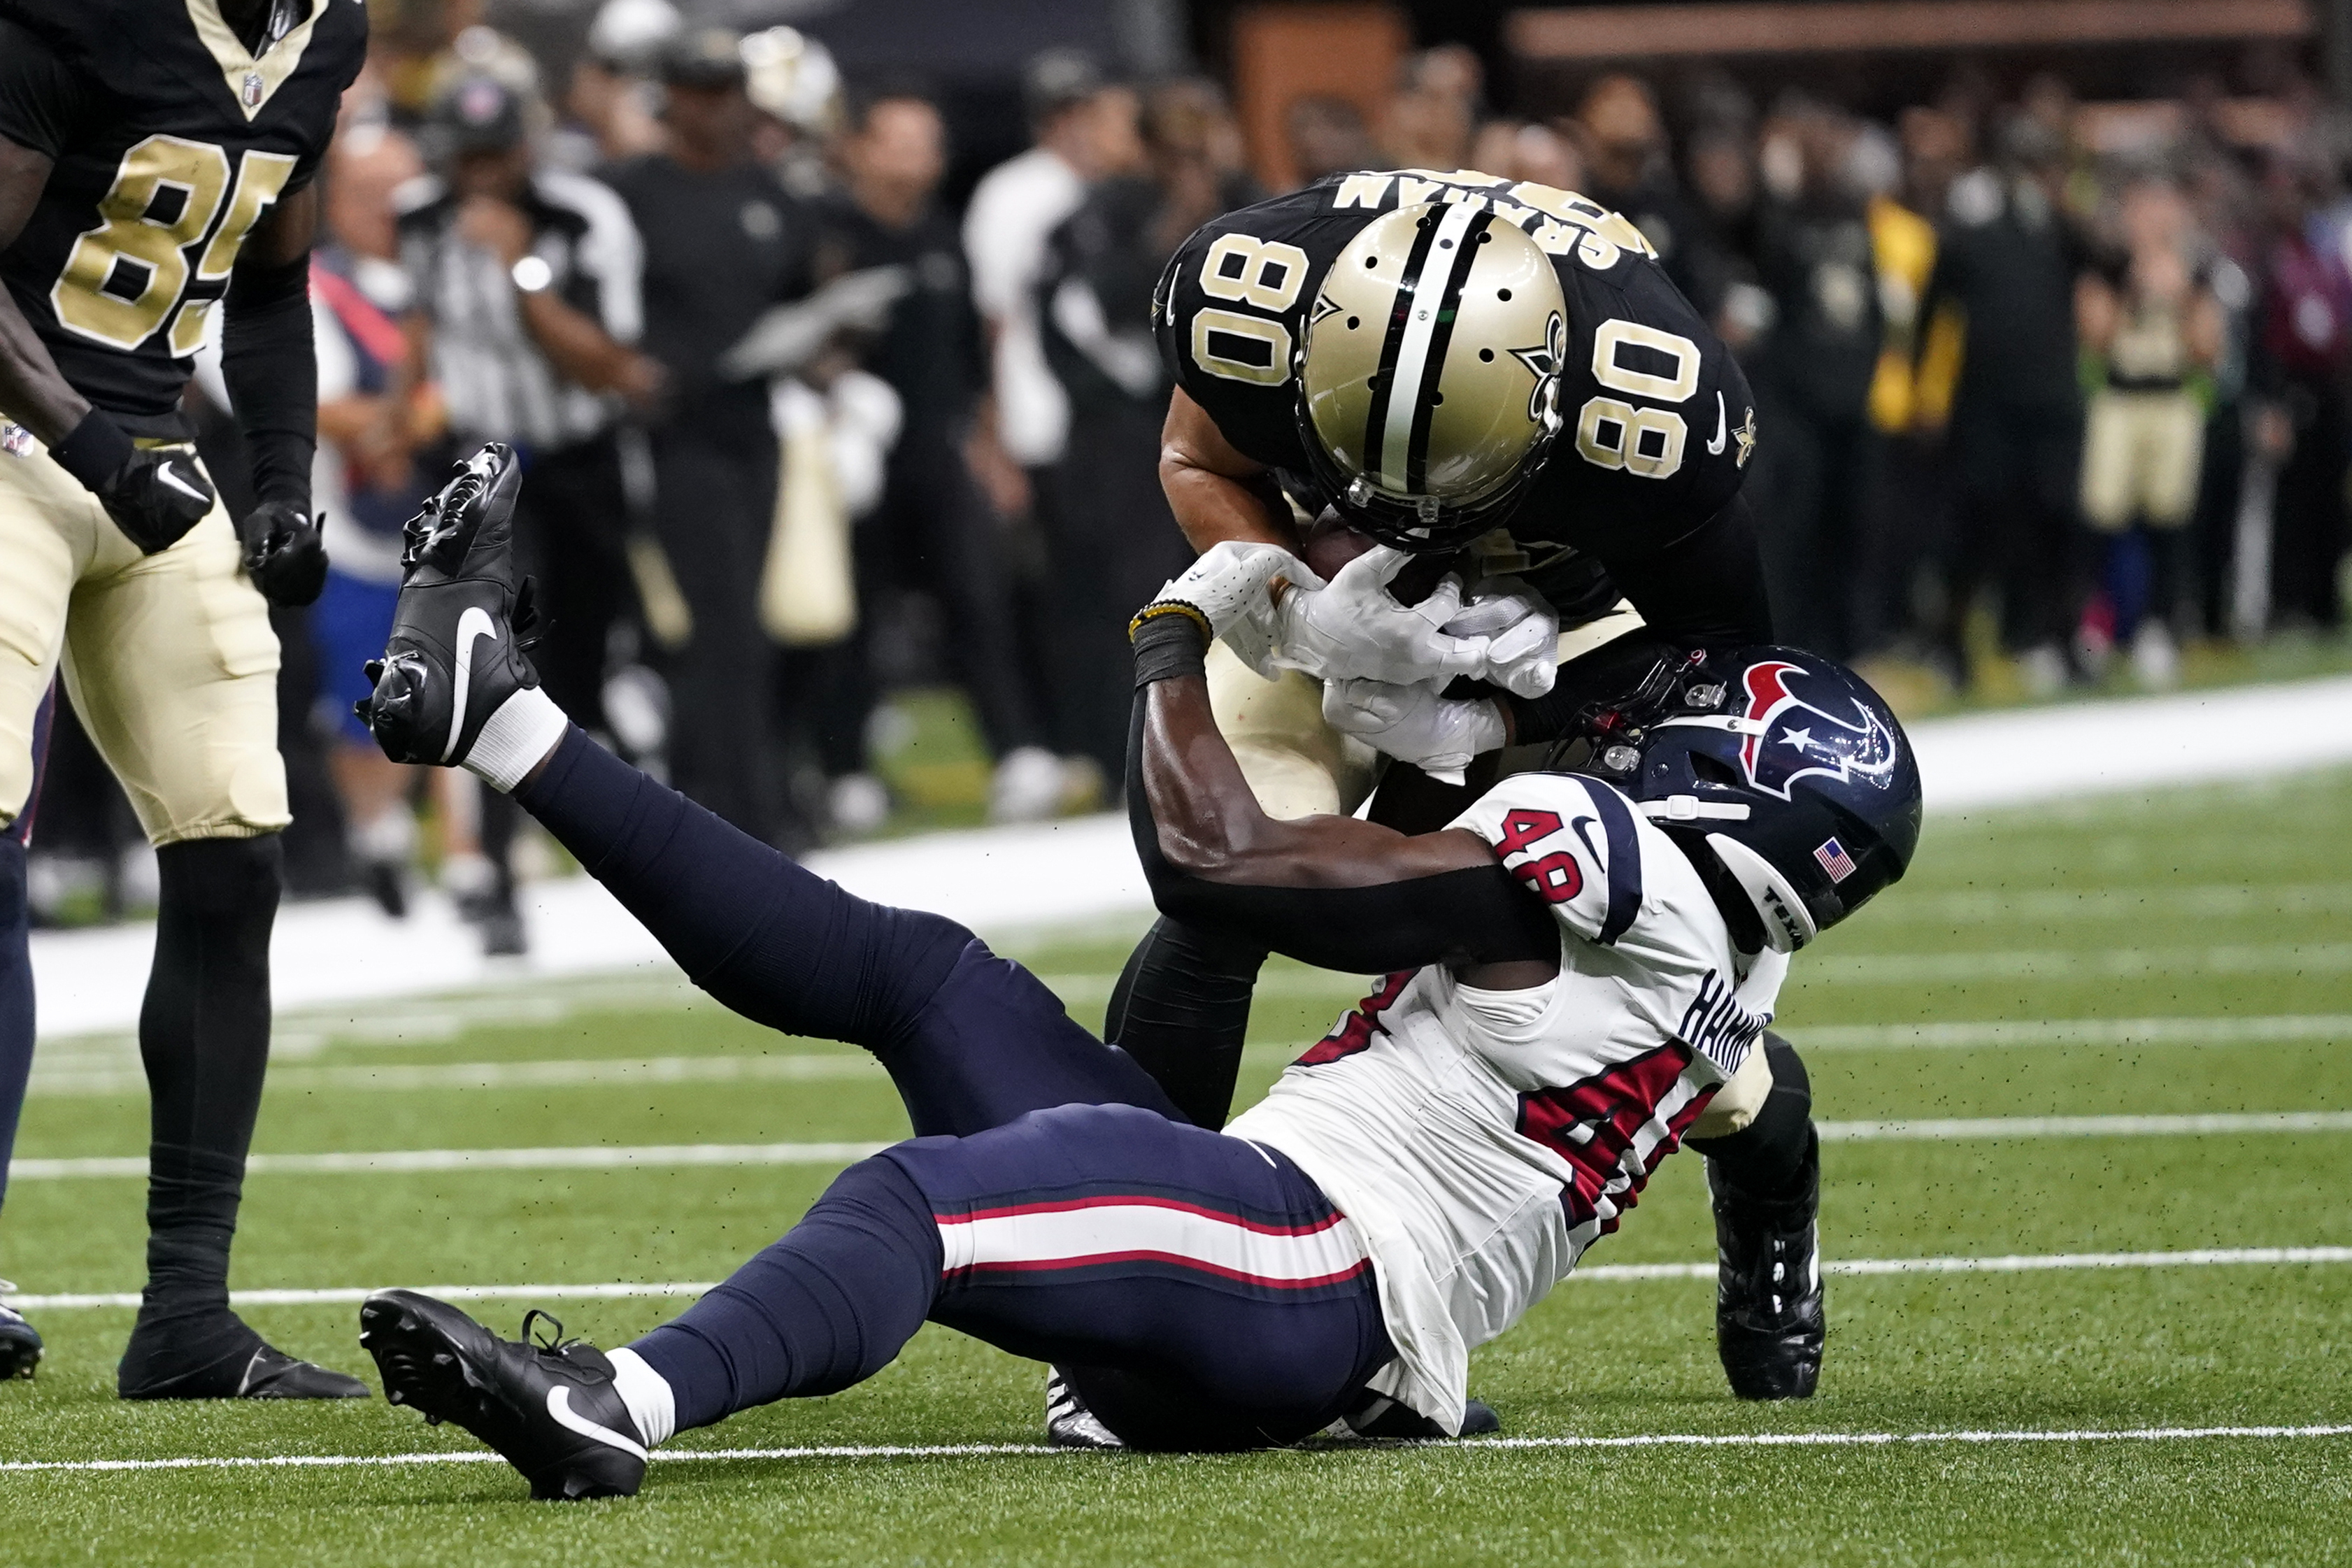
[2081,388,2203,531]
[0,439,287,845]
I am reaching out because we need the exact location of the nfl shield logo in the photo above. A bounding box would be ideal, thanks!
[243,71,265,108]
[1813,837,1859,883]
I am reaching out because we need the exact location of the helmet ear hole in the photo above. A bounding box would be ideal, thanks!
[1688,753,1742,788]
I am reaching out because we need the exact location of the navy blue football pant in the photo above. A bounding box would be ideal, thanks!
[513,727,1393,1449]
[0,686,53,1216]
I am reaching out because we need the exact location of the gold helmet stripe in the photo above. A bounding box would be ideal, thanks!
[1371,200,1489,498]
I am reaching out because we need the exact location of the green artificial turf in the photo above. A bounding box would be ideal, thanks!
[3,771,2351,1565]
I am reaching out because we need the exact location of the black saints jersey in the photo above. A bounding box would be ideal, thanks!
[1154,171,1758,616]
[0,0,364,435]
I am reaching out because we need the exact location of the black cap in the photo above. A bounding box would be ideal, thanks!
[431,72,528,155]
[662,27,746,89]
[1021,48,1102,128]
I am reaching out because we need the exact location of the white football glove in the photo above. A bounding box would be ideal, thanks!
[1271,544,1495,687]
[1147,541,1309,668]
[1321,677,1506,787]
[1439,577,1559,699]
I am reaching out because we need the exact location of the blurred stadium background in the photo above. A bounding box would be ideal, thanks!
[8,3,2352,1560]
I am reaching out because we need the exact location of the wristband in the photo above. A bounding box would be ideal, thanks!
[47,408,135,493]
[1129,603,1209,687]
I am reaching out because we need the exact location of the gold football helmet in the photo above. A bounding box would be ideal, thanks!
[1296,202,1569,552]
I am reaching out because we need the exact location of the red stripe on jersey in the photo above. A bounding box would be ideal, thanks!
[1516,1041,1709,1235]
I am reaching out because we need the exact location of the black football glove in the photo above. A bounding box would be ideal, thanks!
[98,448,217,555]
[46,408,214,555]
[236,500,329,606]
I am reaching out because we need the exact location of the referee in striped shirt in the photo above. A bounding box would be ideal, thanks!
[395,69,665,949]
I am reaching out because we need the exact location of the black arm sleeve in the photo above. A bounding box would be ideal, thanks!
[0,19,89,162]
[1506,494,1775,746]
[220,254,316,509]
[1123,678,1559,974]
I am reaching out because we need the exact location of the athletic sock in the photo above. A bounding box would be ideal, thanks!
[628,1156,941,1432]
[1103,916,1267,1129]
[605,1346,676,1447]
[513,725,964,1049]
[118,836,282,1395]
[1687,1034,1814,1201]
[0,836,31,1214]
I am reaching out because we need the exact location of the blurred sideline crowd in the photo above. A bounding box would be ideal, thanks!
[25,6,2352,951]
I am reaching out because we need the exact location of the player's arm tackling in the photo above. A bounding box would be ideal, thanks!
[1127,545,1559,982]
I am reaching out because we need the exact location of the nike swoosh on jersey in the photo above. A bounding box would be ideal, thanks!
[448,606,497,763]
[155,462,209,504]
[545,1385,648,1460]
[1705,392,1727,456]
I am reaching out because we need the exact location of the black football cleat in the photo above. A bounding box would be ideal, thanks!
[1044,1369,1125,1449]
[118,1319,371,1400]
[1339,1392,1502,1440]
[0,1289,42,1381]
[361,1290,647,1500]
[358,443,543,769]
[1709,1129,1825,1400]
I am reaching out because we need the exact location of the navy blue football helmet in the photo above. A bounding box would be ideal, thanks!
[1605,648,1922,951]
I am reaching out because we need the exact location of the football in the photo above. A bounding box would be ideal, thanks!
[1302,507,1376,582]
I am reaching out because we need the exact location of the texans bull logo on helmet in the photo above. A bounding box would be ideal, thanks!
[1735,660,1901,801]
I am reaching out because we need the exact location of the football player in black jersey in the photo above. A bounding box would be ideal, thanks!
[0,0,367,1397]
[1076,171,1824,1433]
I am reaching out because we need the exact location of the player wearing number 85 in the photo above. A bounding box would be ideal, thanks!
[0,0,367,1397]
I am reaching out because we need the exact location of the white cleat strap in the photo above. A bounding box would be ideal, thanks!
[464,687,570,794]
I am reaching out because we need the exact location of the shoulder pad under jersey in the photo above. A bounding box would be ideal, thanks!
[1450,771,1650,949]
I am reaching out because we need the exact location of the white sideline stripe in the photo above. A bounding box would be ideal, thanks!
[6,1425,2351,1476]
[11,1246,2351,1311]
[18,1108,2351,1182]
[1819,1111,2352,1140]
[1797,1015,2352,1050]
[6,1143,888,1181]
[26,1053,883,1097]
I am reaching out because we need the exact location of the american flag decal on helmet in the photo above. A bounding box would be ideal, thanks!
[1813,837,1858,883]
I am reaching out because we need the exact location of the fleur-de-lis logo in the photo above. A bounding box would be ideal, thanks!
[1508,311,1567,422]
[1733,406,1758,468]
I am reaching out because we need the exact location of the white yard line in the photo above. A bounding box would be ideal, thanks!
[14,1108,2348,1182]
[1795,942,2352,985]
[1868,882,2352,925]
[6,1143,888,1181]
[10,1246,2349,1311]
[6,1424,2350,1476]
[1795,1015,2352,1050]
[26,1054,882,1097]
[1819,1111,2352,1139]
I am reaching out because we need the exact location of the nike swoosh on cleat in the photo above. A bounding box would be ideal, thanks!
[546,1385,648,1460]
[1706,392,1727,456]
[156,462,208,504]
[448,607,498,764]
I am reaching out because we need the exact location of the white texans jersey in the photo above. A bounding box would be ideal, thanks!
[1225,771,1786,1432]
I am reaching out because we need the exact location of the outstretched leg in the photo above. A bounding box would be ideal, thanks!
[364,1104,1392,1497]
[362,444,1180,1139]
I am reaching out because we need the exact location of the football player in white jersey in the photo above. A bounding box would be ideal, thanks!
[343,450,1917,1497]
